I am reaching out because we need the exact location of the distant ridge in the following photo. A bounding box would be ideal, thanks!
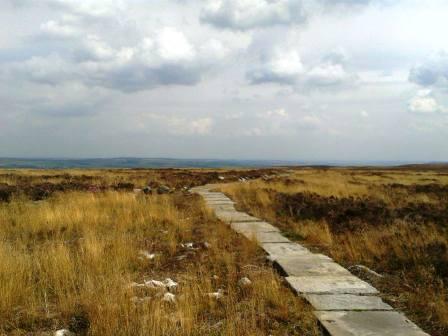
[0,157,300,169]
[0,158,445,169]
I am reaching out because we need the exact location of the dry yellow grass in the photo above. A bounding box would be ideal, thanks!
[220,168,448,336]
[0,170,318,336]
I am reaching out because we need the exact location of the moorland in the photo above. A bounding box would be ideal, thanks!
[0,165,447,335]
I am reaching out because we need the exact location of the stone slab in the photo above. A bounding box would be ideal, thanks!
[275,257,349,277]
[205,199,235,204]
[261,242,311,258]
[286,275,379,295]
[247,231,291,243]
[214,211,263,223]
[315,311,429,336]
[231,221,280,234]
[305,294,393,311]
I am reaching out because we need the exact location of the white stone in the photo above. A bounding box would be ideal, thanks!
[162,292,176,303]
[238,277,252,287]
[54,330,74,336]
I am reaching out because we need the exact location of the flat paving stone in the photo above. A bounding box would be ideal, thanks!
[286,275,379,295]
[305,294,393,311]
[315,311,429,336]
[275,257,349,277]
[261,242,311,258]
[248,231,292,243]
[214,211,263,222]
[231,221,280,234]
[205,199,235,204]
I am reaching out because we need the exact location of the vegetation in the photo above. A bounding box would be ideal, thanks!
[0,169,317,336]
[220,167,448,336]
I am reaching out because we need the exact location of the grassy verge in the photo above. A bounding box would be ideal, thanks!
[220,168,448,336]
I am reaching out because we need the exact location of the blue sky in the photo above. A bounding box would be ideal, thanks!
[0,0,447,161]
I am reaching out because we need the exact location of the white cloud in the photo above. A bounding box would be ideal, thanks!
[248,48,304,84]
[4,27,239,92]
[306,62,355,87]
[200,0,383,31]
[201,0,309,30]
[408,89,446,114]
[360,110,369,117]
[40,20,81,38]
[248,46,357,88]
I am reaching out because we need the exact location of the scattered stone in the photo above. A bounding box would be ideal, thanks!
[218,176,225,180]
[238,277,252,287]
[54,330,74,336]
[162,292,176,303]
[176,254,187,261]
[144,278,178,291]
[133,188,142,193]
[164,278,179,291]
[157,185,171,194]
[138,250,157,260]
[208,289,224,300]
[143,186,152,194]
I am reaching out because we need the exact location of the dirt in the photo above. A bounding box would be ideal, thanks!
[272,190,448,234]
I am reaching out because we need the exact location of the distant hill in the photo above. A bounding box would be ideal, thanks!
[0,158,300,169]
[1,158,445,169]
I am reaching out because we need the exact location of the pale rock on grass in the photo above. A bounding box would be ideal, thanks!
[54,330,74,336]
[163,292,176,303]
[207,289,224,300]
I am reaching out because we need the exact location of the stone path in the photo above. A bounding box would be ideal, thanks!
[191,184,430,336]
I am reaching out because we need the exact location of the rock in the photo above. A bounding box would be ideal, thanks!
[164,278,179,291]
[54,330,74,336]
[162,292,176,303]
[138,250,157,260]
[207,289,224,300]
[157,185,171,194]
[238,277,252,287]
[142,278,178,291]
[218,176,225,180]
[133,188,142,193]
[143,186,152,194]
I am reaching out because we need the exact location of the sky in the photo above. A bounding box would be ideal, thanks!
[0,0,447,161]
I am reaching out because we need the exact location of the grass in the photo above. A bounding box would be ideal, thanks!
[0,169,318,336]
[220,168,448,336]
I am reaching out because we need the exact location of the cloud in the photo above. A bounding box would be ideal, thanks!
[3,27,236,92]
[13,0,126,19]
[248,46,357,88]
[409,50,448,88]
[360,110,369,117]
[200,0,385,31]
[248,48,304,84]
[200,0,309,30]
[408,90,447,114]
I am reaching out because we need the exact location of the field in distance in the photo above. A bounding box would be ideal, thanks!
[0,166,447,335]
